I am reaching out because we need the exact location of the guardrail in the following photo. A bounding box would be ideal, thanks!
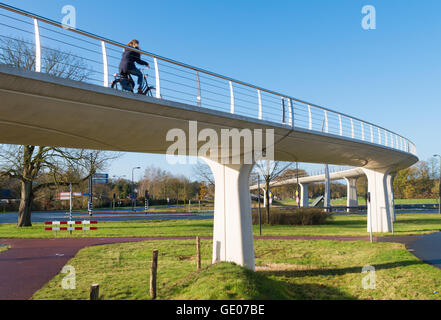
[0,3,417,156]
[44,220,98,231]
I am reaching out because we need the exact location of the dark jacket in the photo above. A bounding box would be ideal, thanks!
[119,49,149,74]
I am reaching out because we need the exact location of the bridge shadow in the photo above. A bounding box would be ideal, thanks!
[254,259,427,299]
[257,260,424,279]
[265,279,356,300]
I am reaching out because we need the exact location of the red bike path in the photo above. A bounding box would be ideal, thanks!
[0,234,429,300]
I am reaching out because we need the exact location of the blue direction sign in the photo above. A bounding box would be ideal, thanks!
[92,178,109,184]
[92,173,109,184]
[93,173,109,179]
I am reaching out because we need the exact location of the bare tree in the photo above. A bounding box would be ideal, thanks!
[0,146,115,226]
[253,160,294,223]
[0,37,89,81]
[0,37,116,226]
[192,160,214,186]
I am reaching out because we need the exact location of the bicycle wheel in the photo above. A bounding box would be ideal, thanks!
[146,86,155,97]
[112,78,134,92]
[111,79,124,91]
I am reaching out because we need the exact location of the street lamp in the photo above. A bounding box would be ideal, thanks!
[132,167,141,211]
[112,175,126,208]
[434,154,441,214]
[252,172,262,236]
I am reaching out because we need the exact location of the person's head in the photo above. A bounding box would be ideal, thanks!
[127,39,140,49]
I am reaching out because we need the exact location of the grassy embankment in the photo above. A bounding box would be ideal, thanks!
[31,238,441,300]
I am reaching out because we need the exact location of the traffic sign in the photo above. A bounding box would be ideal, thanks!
[92,178,109,184]
[58,192,83,200]
[93,173,108,179]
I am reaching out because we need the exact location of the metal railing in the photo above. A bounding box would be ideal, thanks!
[0,3,417,156]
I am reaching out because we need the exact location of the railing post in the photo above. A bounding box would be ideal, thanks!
[378,127,381,144]
[385,130,388,147]
[33,19,41,72]
[281,97,286,124]
[229,81,234,114]
[308,105,312,130]
[101,41,108,87]
[324,110,328,133]
[351,118,354,139]
[196,71,201,107]
[361,122,365,141]
[154,58,161,99]
[289,98,294,127]
[339,115,342,136]
[257,90,262,120]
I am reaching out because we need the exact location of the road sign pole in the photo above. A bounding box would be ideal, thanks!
[367,192,373,243]
[258,174,262,236]
[69,183,73,222]
[88,175,93,216]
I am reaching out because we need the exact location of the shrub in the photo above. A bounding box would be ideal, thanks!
[251,208,332,226]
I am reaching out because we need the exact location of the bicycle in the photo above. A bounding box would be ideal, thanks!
[111,68,155,96]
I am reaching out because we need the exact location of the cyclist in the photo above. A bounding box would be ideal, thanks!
[119,39,150,93]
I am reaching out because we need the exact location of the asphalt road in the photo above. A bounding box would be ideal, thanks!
[0,210,213,224]
[407,232,441,269]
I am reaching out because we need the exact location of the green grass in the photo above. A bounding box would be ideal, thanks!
[278,198,439,206]
[31,239,441,300]
[1,213,441,239]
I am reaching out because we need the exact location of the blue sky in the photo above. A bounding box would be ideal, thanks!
[1,0,440,181]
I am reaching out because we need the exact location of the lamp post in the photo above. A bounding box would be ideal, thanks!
[112,175,126,208]
[252,173,262,236]
[132,167,141,211]
[434,154,441,214]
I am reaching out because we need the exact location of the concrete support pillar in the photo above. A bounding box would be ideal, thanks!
[344,177,358,213]
[203,158,255,270]
[299,183,309,208]
[362,168,393,233]
[387,173,396,222]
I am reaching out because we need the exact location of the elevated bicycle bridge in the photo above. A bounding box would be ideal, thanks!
[0,3,418,270]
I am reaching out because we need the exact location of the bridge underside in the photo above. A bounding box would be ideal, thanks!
[0,66,417,169]
[0,66,418,270]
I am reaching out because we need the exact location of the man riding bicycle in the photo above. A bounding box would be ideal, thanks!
[119,39,149,94]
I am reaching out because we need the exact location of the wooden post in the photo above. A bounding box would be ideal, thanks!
[196,236,201,270]
[90,284,99,300]
[150,249,158,300]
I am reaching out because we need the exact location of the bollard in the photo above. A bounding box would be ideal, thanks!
[196,236,201,270]
[150,249,158,299]
[90,284,99,300]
